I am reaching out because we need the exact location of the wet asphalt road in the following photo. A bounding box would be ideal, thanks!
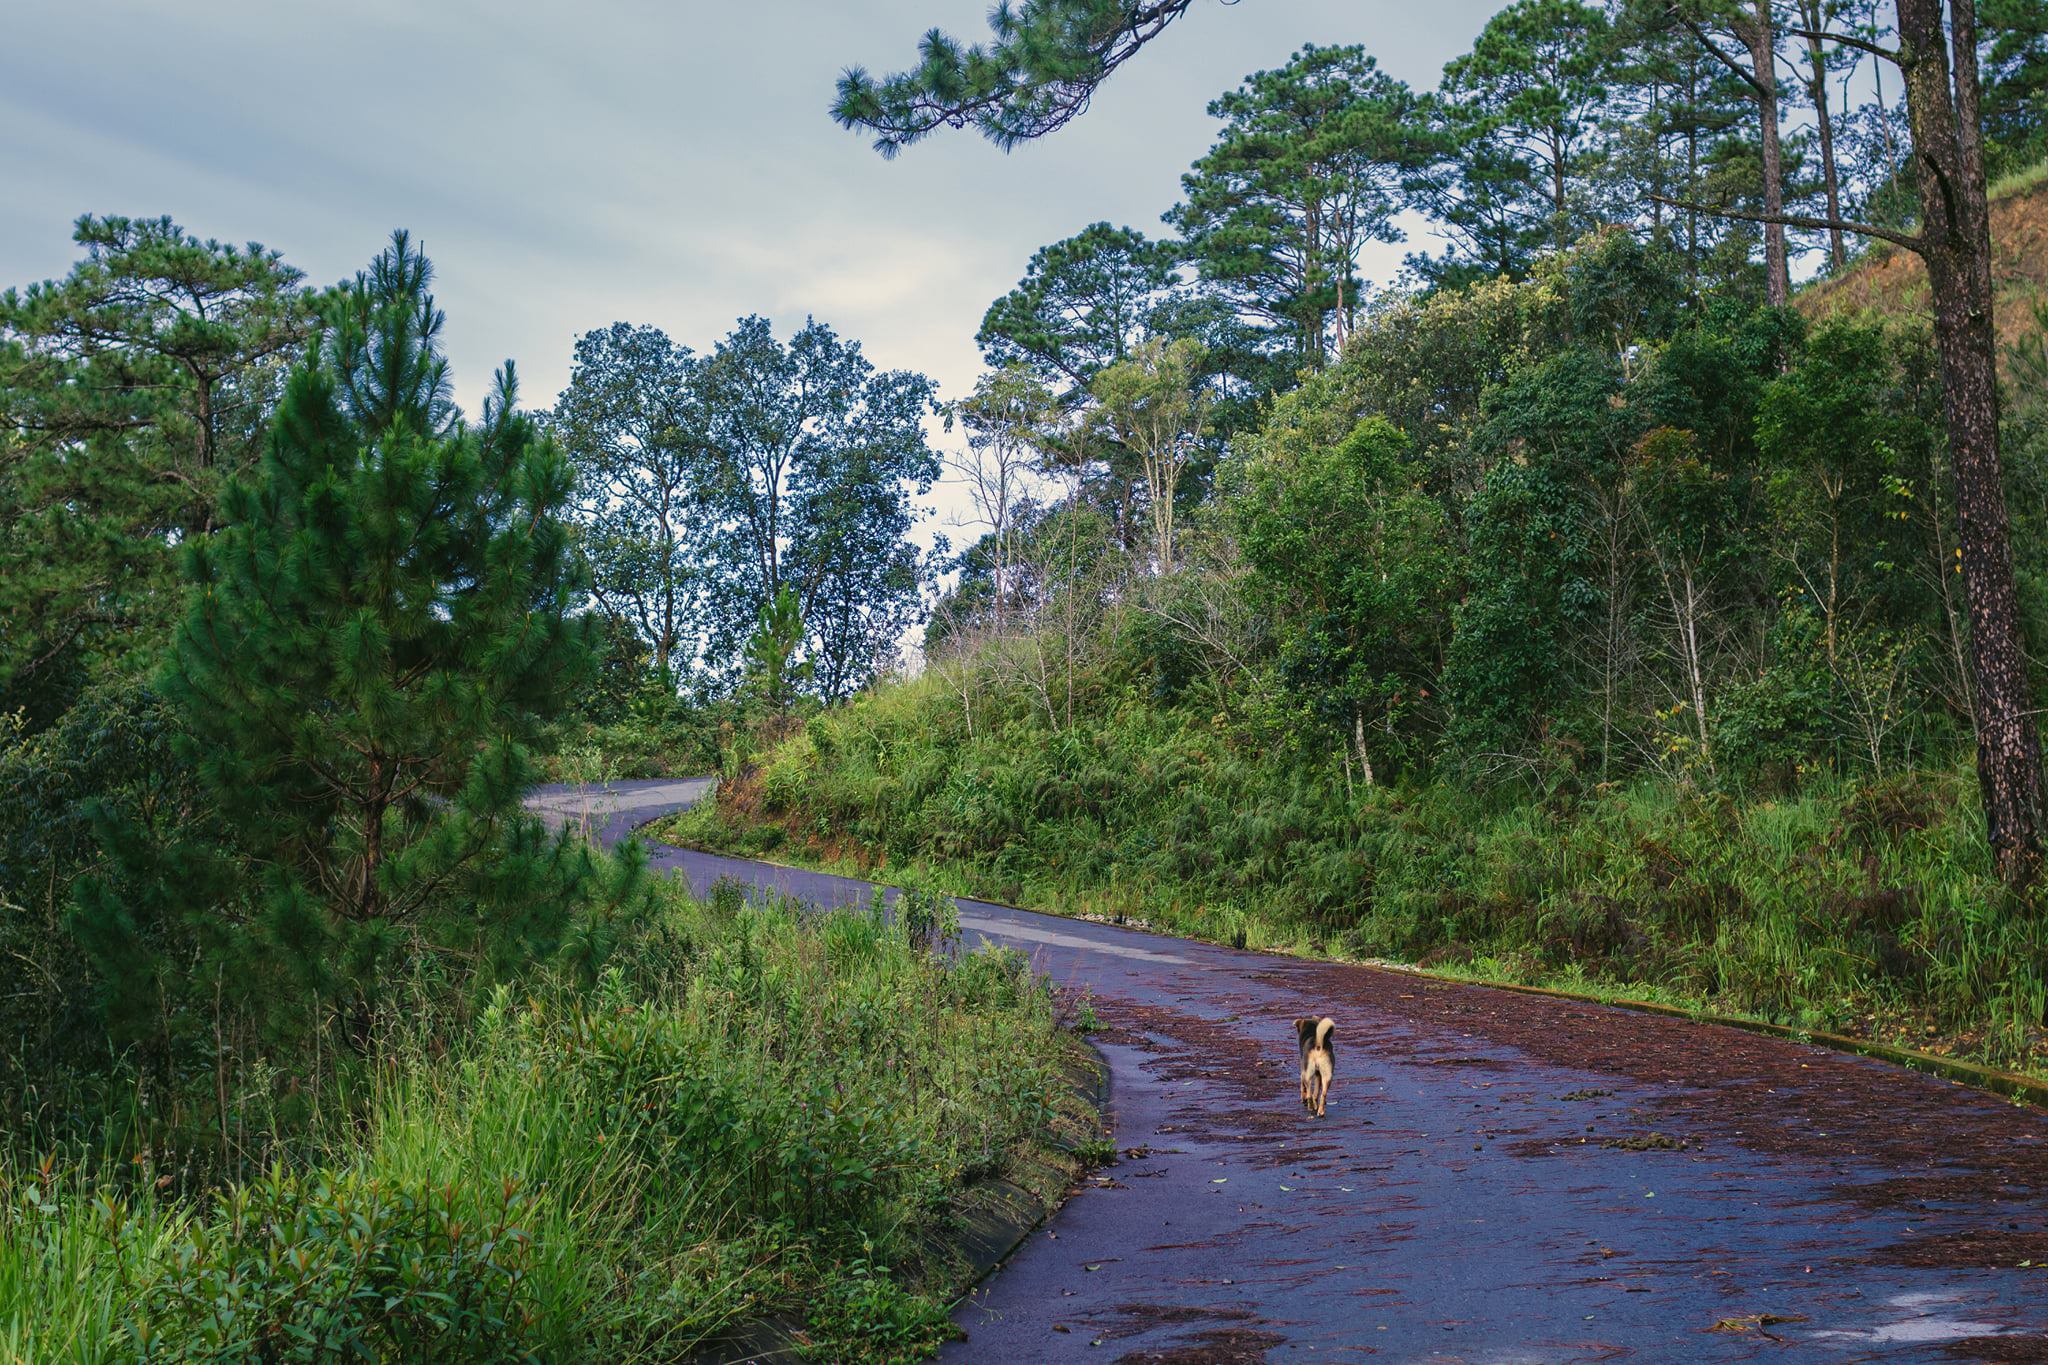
[529,780,2048,1364]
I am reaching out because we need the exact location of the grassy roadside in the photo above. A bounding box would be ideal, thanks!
[1,874,1102,1365]
[656,683,2048,1086]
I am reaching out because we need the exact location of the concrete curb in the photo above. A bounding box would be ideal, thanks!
[942,1045,1113,1299]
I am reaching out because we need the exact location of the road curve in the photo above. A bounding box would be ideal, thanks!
[532,780,2048,1364]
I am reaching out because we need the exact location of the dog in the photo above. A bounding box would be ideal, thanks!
[1296,1015,1336,1117]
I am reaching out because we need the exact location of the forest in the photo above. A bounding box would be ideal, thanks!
[2,0,2046,1358]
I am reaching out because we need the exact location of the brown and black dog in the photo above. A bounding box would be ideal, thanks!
[1296,1015,1336,1117]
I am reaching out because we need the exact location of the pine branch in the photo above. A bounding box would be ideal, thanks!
[1644,193,1924,252]
[1784,26,1900,63]
[1669,11,1771,99]
[834,0,1204,154]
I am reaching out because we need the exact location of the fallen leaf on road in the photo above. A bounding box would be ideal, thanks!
[1709,1314,1808,1337]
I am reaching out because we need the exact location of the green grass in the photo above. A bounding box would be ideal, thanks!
[1990,155,2048,202]
[0,877,1095,1364]
[670,668,2048,1081]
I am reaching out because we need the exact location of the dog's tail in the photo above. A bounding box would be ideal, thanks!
[1315,1016,1335,1058]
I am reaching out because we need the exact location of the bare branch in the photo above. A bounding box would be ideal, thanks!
[1644,193,1925,253]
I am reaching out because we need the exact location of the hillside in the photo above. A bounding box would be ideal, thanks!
[1798,162,2048,374]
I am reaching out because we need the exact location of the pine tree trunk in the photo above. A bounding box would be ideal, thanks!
[1743,0,1790,305]
[1800,2,1848,270]
[1686,60,1701,280]
[1898,0,2044,885]
[1551,130,1569,248]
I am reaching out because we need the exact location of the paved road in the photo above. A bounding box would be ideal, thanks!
[533,780,2048,1363]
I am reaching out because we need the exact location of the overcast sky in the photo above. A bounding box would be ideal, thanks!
[3,0,1500,542]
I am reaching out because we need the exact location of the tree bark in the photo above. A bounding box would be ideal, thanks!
[1740,0,1791,304]
[1897,0,2044,884]
[1799,0,1849,270]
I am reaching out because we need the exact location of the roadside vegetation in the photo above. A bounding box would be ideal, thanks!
[670,177,2048,1079]
[677,696,2045,1072]
[0,225,1084,1363]
[2,874,1090,1364]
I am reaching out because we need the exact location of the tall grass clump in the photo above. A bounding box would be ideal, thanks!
[0,877,1087,1364]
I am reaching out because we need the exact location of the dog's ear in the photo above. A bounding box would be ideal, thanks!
[1295,1016,1314,1043]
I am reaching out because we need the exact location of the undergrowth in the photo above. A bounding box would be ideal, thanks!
[0,875,1092,1364]
[667,669,2048,1079]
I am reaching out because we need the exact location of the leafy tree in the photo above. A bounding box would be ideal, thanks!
[0,216,313,719]
[1758,319,1930,662]
[1165,44,1423,367]
[551,323,702,686]
[1339,272,1566,501]
[71,232,618,1044]
[1441,347,1632,756]
[1088,337,1210,570]
[744,582,812,712]
[1229,408,1458,786]
[688,316,939,695]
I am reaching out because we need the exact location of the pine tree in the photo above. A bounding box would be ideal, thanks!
[0,216,313,719]
[72,233,625,1045]
[1166,45,1423,368]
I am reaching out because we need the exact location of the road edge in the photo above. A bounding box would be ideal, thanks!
[638,821,2048,1113]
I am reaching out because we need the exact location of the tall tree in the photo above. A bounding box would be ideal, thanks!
[1666,0,1793,303]
[1895,0,2042,884]
[1601,4,1758,276]
[0,216,313,716]
[687,316,939,694]
[1437,0,1616,252]
[552,323,701,685]
[74,232,608,1039]
[1165,44,1422,367]
[1791,0,1854,269]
